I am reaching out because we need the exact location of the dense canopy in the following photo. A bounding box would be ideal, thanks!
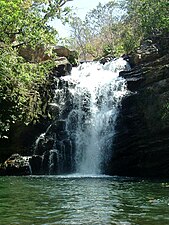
[0,0,71,138]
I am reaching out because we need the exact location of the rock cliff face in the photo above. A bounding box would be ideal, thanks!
[1,38,169,178]
[109,38,169,178]
[0,58,72,164]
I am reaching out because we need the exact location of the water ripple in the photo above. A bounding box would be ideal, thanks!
[0,176,169,225]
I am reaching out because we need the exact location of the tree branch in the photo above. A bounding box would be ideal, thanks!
[43,0,73,21]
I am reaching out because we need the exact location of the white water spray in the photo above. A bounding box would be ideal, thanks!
[62,58,130,175]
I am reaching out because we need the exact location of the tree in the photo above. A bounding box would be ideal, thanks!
[124,0,169,37]
[0,0,72,48]
[69,1,123,59]
[69,17,89,60]
[116,0,169,53]
[0,0,72,138]
[69,0,169,59]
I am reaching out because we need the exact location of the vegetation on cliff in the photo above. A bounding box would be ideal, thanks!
[0,0,168,148]
[0,0,71,138]
[69,0,169,59]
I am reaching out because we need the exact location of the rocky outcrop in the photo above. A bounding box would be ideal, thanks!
[0,154,32,176]
[35,120,74,174]
[109,39,169,178]
[131,39,159,65]
[0,153,48,175]
[99,54,115,64]
[0,57,73,166]
[19,45,78,65]
[53,46,79,66]
[0,120,74,176]
[52,57,72,77]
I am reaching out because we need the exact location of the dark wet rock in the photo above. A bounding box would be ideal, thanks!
[35,134,54,155]
[119,66,145,91]
[40,139,74,175]
[52,58,72,77]
[108,40,169,178]
[41,149,68,175]
[133,39,159,65]
[34,118,75,174]
[29,155,43,175]
[99,55,115,64]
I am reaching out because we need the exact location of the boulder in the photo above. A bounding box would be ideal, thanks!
[53,46,79,66]
[18,45,51,62]
[53,46,70,58]
[99,55,115,64]
[18,45,78,66]
[0,154,32,176]
[52,58,72,77]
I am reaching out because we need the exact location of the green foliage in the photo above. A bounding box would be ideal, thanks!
[67,50,79,66]
[0,0,72,48]
[120,25,142,54]
[125,0,169,37]
[0,48,55,137]
[102,44,114,56]
[85,1,119,35]
[69,0,169,59]
[0,0,72,138]
[141,0,169,36]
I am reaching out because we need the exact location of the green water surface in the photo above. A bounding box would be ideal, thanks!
[0,175,169,225]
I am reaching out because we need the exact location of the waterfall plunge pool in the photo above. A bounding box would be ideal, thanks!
[1,59,168,224]
[1,175,169,225]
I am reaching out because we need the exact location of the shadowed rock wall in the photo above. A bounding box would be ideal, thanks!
[109,38,169,178]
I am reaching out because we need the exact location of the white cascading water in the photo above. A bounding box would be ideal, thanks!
[61,58,130,175]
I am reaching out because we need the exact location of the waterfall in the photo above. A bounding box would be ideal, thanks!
[62,58,130,175]
[35,58,130,175]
